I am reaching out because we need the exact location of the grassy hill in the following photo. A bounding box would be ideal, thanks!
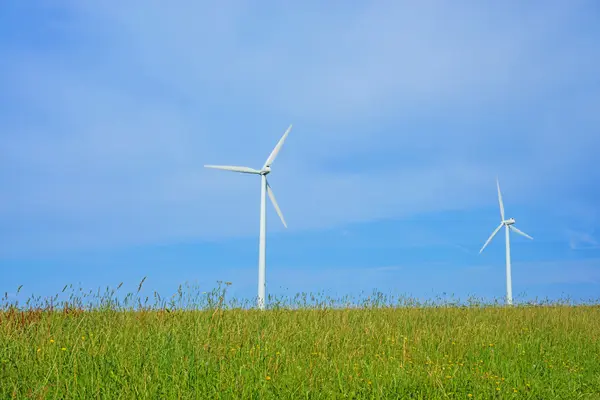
[1,283,599,399]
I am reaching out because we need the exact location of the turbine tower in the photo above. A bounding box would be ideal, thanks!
[205,125,291,310]
[479,178,533,305]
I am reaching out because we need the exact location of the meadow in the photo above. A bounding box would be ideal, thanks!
[1,281,599,399]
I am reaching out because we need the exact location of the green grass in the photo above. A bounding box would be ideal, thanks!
[1,283,599,399]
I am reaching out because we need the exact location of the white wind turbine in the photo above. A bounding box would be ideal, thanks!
[479,178,533,305]
[205,125,292,310]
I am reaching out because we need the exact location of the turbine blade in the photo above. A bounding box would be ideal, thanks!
[204,165,261,174]
[496,177,505,220]
[479,223,503,254]
[266,180,287,228]
[263,124,292,169]
[509,225,533,240]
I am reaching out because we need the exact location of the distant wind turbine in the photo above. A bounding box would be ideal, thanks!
[205,125,292,310]
[479,178,533,305]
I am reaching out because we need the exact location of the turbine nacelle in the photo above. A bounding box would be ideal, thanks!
[502,218,515,226]
[260,166,272,175]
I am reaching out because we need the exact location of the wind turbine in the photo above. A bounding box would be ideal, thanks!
[205,125,292,310]
[479,178,533,305]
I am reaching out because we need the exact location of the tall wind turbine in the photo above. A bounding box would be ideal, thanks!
[205,125,292,310]
[479,178,533,305]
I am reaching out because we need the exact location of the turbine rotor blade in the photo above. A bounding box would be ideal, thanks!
[204,165,261,174]
[479,223,504,254]
[496,177,505,220]
[266,180,287,228]
[509,225,533,240]
[263,124,292,169]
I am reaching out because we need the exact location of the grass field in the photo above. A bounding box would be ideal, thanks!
[1,282,599,399]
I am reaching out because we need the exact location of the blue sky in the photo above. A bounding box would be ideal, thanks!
[1,1,600,305]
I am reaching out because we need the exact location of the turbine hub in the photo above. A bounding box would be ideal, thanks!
[503,218,515,225]
[261,166,271,175]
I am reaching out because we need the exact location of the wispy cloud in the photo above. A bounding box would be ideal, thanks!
[567,229,599,250]
[373,266,404,272]
[515,258,600,285]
